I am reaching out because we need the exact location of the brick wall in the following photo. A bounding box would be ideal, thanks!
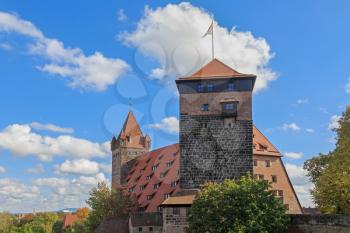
[179,114,253,189]
[288,214,350,233]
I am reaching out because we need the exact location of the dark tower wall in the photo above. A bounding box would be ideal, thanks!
[176,77,255,189]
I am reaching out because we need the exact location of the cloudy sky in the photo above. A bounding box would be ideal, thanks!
[0,0,349,213]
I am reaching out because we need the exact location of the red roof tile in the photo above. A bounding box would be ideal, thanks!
[124,126,281,212]
[178,59,254,80]
[63,214,78,228]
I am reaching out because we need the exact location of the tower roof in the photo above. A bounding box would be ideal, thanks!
[178,59,255,81]
[121,111,143,137]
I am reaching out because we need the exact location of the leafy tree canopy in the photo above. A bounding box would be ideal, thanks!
[188,175,288,233]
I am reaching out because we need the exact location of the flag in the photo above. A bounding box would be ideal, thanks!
[202,21,213,38]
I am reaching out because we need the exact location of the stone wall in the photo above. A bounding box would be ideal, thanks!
[162,206,190,233]
[179,114,253,189]
[288,214,350,233]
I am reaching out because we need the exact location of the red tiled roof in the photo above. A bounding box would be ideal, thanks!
[125,126,281,212]
[63,214,78,228]
[178,59,254,80]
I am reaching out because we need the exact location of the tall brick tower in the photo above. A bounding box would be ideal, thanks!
[176,59,256,189]
[111,111,151,188]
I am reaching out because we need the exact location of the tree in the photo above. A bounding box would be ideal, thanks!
[303,153,331,183]
[85,182,137,232]
[188,175,288,233]
[0,212,14,233]
[76,207,89,220]
[309,106,350,214]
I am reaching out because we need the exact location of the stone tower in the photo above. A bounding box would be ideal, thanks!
[176,59,256,189]
[111,111,151,188]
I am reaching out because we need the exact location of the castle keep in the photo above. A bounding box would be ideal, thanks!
[176,59,255,189]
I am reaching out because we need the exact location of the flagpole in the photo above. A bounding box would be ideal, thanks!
[211,16,214,60]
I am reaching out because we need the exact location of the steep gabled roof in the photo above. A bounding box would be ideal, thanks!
[121,111,143,136]
[179,59,255,80]
[253,126,281,157]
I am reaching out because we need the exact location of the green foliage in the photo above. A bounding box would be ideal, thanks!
[0,212,14,233]
[303,153,331,184]
[310,106,350,214]
[85,182,137,232]
[188,175,288,233]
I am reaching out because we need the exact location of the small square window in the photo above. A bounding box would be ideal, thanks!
[228,83,235,91]
[173,207,180,215]
[271,175,277,183]
[197,84,204,92]
[265,160,271,167]
[149,227,153,232]
[202,104,209,111]
[253,160,258,166]
[138,227,142,232]
[278,190,284,197]
[201,123,208,128]
[258,174,264,180]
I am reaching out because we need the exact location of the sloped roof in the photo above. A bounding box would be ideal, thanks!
[63,214,78,228]
[124,125,281,213]
[178,59,255,80]
[121,111,143,137]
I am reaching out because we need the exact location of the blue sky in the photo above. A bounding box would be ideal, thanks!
[0,0,349,212]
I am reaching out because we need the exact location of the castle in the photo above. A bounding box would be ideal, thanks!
[110,59,302,232]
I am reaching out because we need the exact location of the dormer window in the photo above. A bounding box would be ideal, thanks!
[126,136,131,143]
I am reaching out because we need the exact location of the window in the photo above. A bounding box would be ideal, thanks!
[278,190,284,197]
[265,160,271,167]
[207,83,214,92]
[149,227,153,232]
[154,183,161,189]
[126,136,131,142]
[173,207,180,215]
[197,83,204,92]
[228,83,235,91]
[160,172,168,179]
[166,161,174,168]
[253,160,258,167]
[147,194,154,200]
[171,181,178,188]
[140,184,147,191]
[129,186,135,193]
[259,174,264,180]
[158,155,164,160]
[146,174,153,180]
[135,176,141,182]
[164,193,171,199]
[157,206,162,212]
[271,175,277,183]
[138,227,142,232]
[224,103,235,110]
[152,164,158,171]
[201,122,208,128]
[201,104,209,111]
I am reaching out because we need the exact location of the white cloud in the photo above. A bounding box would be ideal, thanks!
[285,163,314,207]
[282,123,301,132]
[149,116,179,133]
[72,173,107,186]
[0,178,40,201]
[0,166,6,173]
[328,115,341,130]
[345,77,350,94]
[30,122,74,134]
[120,3,276,93]
[306,128,315,133]
[99,163,112,174]
[297,98,308,104]
[0,42,12,51]
[0,123,110,161]
[117,9,128,22]
[0,12,129,91]
[26,164,44,174]
[284,152,303,159]
[55,159,100,175]
[33,177,69,187]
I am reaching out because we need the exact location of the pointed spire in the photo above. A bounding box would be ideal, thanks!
[121,111,143,137]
